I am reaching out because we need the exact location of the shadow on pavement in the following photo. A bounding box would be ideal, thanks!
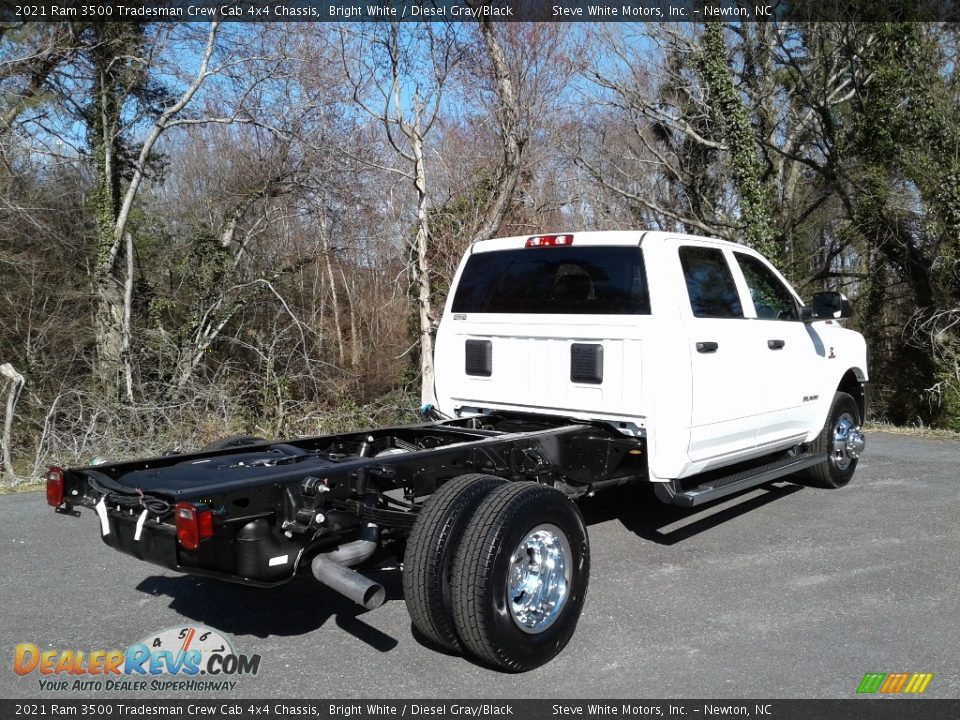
[135,477,804,655]
[579,480,804,545]
[135,565,403,651]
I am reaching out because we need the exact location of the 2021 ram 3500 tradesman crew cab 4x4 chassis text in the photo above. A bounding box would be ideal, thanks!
[47,230,867,671]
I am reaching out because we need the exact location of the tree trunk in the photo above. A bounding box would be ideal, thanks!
[87,23,219,400]
[469,18,526,244]
[340,266,361,369]
[412,131,436,405]
[322,229,346,366]
[698,24,778,262]
[94,277,126,400]
[121,232,135,403]
[1,363,25,483]
[91,55,127,400]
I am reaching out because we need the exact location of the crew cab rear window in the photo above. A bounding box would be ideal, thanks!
[451,246,651,315]
[679,246,744,318]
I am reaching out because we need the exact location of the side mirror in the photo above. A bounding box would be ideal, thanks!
[804,291,853,322]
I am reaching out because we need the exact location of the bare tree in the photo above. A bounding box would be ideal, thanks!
[0,23,76,137]
[908,304,960,417]
[83,23,221,400]
[20,22,311,400]
[465,16,527,244]
[160,53,349,392]
[342,21,464,404]
[576,23,861,269]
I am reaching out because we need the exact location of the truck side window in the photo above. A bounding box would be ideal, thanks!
[735,252,799,321]
[679,246,743,319]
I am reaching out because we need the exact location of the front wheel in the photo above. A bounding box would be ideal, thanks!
[804,391,865,488]
[450,482,590,672]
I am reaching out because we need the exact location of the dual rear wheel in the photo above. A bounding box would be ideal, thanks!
[403,475,590,672]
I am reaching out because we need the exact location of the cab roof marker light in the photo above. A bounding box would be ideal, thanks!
[525,234,574,248]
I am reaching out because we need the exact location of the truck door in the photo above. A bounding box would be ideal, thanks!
[679,245,763,463]
[730,251,820,448]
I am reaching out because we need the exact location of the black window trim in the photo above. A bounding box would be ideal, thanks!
[732,250,803,323]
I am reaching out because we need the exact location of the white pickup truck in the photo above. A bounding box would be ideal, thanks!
[434,230,867,494]
[49,230,867,673]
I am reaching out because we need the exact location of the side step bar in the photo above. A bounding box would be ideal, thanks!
[672,453,823,508]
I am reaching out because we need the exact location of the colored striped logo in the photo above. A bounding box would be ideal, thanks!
[857,672,933,694]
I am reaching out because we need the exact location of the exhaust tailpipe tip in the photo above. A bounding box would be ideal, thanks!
[310,555,386,610]
[360,583,386,610]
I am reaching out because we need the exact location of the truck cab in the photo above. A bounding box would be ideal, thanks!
[433,230,868,483]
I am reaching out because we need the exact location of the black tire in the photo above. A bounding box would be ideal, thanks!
[450,482,590,672]
[804,391,863,488]
[402,473,506,652]
[201,435,267,452]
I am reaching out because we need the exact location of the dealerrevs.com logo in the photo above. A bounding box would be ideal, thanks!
[14,626,261,692]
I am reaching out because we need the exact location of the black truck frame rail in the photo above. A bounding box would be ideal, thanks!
[49,412,647,589]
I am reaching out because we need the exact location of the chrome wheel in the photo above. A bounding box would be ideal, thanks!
[831,413,864,471]
[507,524,572,634]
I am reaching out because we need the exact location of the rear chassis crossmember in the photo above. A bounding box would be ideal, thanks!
[57,413,647,587]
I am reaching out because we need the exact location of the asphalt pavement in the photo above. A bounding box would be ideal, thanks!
[1,431,957,699]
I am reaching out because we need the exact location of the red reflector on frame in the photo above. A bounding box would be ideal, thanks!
[175,502,199,550]
[198,509,213,540]
[46,467,64,507]
[175,502,213,550]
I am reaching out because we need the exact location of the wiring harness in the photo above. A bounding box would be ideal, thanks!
[87,474,172,517]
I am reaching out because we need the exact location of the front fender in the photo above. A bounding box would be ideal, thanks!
[804,324,868,443]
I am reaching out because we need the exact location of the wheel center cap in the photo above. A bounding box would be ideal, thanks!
[845,428,865,459]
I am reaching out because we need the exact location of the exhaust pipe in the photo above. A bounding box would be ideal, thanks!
[310,515,385,610]
[311,555,385,610]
